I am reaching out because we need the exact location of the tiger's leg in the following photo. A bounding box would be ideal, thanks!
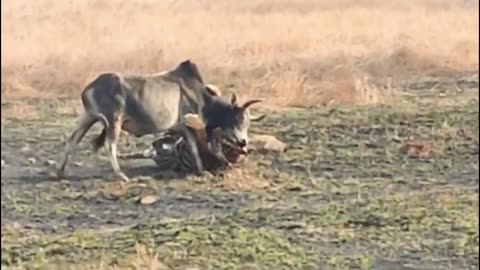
[184,113,209,152]
[184,113,233,170]
[209,128,232,168]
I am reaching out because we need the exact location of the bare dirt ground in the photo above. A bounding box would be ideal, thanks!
[1,74,479,269]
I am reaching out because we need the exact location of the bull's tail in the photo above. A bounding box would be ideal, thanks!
[80,85,111,153]
[90,113,109,153]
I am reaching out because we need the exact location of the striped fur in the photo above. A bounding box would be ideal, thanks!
[152,130,197,173]
[118,109,254,175]
[150,127,244,174]
[119,125,244,174]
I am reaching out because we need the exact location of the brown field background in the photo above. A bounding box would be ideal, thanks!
[1,0,478,107]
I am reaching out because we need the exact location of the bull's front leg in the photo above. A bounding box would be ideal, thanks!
[105,120,130,182]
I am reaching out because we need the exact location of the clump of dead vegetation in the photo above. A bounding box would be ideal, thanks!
[2,0,478,107]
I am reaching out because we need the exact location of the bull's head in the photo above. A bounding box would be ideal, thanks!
[203,89,265,153]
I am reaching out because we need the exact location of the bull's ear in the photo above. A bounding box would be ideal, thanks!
[241,99,263,110]
[230,92,238,106]
[206,84,222,97]
[202,89,213,105]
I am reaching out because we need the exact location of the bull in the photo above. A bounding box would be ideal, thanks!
[57,60,263,181]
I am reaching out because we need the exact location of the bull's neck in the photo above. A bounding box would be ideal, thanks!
[187,88,211,116]
[149,69,210,117]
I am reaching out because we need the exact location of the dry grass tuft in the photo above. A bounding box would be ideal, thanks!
[40,244,169,270]
[399,141,437,159]
[1,102,39,124]
[2,0,478,106]
[218,166,271,191]
[114,244,169,270]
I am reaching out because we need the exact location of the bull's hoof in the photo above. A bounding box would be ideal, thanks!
[56,169,67,180]
[221,161,233,170]
[193,170,205,177]
[203,170,215,178]
[112,172,130,182]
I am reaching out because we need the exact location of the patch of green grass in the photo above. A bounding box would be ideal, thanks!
[1,90,479,269]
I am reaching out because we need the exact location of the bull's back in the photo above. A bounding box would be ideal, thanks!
[124,76,182,132]
[81,73,183,136]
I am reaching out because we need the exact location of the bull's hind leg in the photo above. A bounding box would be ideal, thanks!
[105,116,130,182]
[57,113,97,179]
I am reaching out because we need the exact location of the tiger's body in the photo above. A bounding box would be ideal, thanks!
[119,115,246,174]
[151,125,245,174]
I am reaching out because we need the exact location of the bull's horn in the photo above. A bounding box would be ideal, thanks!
[206,84,222,97]
[180,59,192,65]
[242,99,263,110]
[250,114,267,122]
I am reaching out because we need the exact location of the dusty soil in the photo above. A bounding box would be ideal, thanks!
[1,75,479,269]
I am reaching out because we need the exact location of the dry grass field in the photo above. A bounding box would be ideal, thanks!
[2,0,478,105]
[1,0,479,269]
